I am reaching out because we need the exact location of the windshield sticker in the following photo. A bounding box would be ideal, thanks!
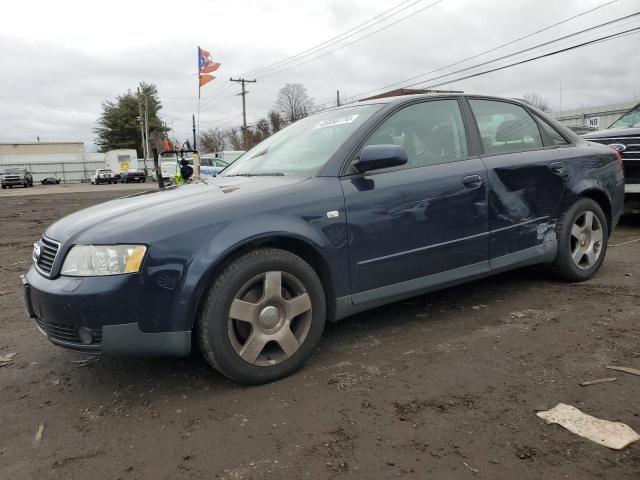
[313,114,359,129]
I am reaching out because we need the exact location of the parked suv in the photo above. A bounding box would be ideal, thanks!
[1,167,33,188]
[23,94,624,384]
[583,102,640,213]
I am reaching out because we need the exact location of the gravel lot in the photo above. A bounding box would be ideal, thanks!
[1,188,639,479]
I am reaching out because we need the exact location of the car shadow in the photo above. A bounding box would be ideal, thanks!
[67,265,554,399]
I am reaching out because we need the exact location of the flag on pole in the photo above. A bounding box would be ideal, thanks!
[198,47,221,74]
[199,74,215,87]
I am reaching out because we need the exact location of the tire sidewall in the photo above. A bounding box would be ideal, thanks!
[556,198,608,281]
[200,249,326,384]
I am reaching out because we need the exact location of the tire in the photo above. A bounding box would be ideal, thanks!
[552,198,608,282]
[198,248,326,384]
[1,185,5,189]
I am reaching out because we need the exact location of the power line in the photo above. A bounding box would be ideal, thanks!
[314,10,640,109]
[421,26,640,90]
[255,0,446,80]
[397,12,640,90]
[244,0,429,77]
[320,0,620,105]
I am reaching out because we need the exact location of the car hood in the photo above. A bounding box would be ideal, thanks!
[45,175,308,244]
[583,127,640,139]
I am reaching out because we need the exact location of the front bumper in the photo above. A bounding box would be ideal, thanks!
[22,267,191,356]
[2,179,26,186]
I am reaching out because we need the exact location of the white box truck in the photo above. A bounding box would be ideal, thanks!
[105,149,138,176]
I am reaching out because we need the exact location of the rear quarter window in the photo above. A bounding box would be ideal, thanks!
[537,118,570,146]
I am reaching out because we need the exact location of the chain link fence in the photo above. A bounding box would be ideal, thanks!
[1,160,104,183]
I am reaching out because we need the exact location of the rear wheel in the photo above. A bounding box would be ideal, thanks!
[552,198,608,281]
[198,248,326,384]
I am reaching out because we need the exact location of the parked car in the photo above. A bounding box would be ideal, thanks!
[23,94,624,384]
[200,155,229,177]
[90,169,117,185]
[41,177,61,185]
[1,167,33,188]
[583,102,640,213]
[121,168,147,183]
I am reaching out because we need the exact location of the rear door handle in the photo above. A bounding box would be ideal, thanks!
[549,161,564,174]
[462,175,482,188]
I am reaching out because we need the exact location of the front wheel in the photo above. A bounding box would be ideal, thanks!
[198,248,326,384]
[552,198,608,282]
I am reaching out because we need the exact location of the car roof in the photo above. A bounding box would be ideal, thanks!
[331,92,534,110]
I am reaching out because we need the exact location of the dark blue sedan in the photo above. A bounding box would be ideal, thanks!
[23,94,625,384]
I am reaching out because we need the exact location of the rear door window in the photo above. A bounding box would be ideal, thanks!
[469,100,543,155]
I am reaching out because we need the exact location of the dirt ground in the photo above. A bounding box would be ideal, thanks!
[1,188,639,480]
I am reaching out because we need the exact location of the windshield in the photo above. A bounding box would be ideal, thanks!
[5,168,24,174]
[610,105,640,129]
[221,104,381,176]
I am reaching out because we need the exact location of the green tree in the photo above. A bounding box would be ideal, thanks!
[95,82,165,156]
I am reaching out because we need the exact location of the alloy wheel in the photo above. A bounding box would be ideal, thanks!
[227,271,312,366]
[570,210,603,270]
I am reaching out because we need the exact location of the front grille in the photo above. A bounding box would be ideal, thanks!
[35,317,102,345]
[589,136,640,182]
[35,236,60,276]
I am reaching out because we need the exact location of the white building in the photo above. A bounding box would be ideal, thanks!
[550,100,638,131]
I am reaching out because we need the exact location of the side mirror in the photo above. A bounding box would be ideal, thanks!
[355,144,407,172]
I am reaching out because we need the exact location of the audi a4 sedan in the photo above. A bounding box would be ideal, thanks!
[23,94,624,384]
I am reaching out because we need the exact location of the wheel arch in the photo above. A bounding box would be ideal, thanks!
[189,233,340,332]
[579,188,612,236]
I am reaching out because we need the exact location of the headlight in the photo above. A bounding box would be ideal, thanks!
[61,245,147,276]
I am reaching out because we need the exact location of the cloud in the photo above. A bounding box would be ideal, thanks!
[1,0,639,147]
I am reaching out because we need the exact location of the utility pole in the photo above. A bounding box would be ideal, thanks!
[192,114,197,150]
[230,77,257,149]
[144,94,150,173]
[336,90,341,107]
[137,88,147,168]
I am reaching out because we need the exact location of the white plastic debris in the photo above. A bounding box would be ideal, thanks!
[537,403,640,450]
[0,352,17,366]
[606,366,640,377]
[33,423,45,447]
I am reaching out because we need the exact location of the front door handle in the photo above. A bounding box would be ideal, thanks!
[462,175,482,188]
[549,161,564,174]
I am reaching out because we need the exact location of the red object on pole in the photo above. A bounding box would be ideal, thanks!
[199,74,215,87]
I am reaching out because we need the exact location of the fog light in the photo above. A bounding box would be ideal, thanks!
[77,327,93,345]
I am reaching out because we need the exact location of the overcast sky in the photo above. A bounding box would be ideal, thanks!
[1,0,639,149]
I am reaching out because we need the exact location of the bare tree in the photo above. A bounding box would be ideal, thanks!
[198,127,227,153]
[225,128,244,150]
[275,84,315,123]
[255,118,270,140]
[268,110,284,133]
[523,92,551,112]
